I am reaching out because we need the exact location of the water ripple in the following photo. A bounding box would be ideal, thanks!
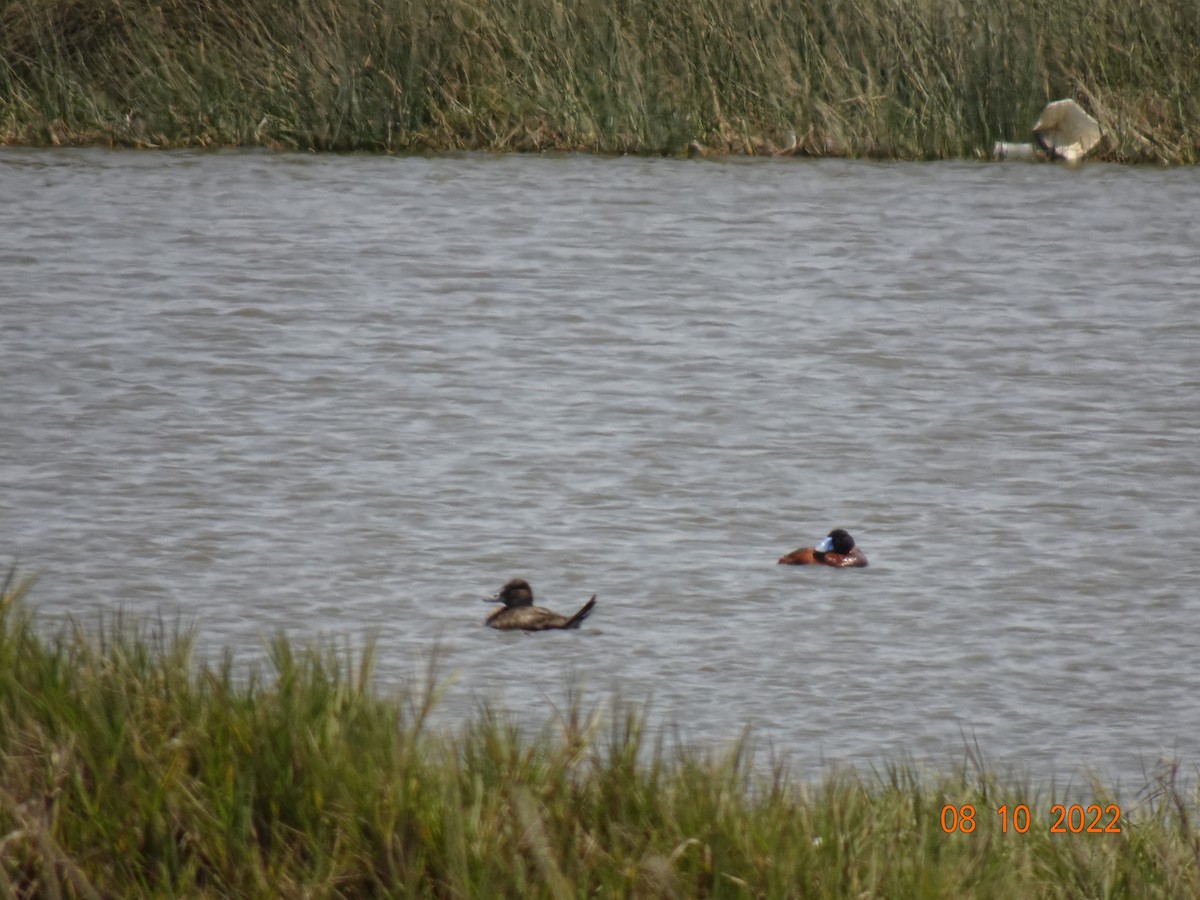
[2,149,1199,787]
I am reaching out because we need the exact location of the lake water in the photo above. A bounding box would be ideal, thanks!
[3,148,1199,794]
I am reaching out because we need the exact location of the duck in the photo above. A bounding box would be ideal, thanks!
[778,528,869,568]
[484,578,596,631]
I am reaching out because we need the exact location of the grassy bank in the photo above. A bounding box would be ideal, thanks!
[1,0,1197,161]
[2,568,1200,898]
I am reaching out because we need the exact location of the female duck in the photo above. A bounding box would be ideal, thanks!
[778,528,869,568]
[484,578,596,631]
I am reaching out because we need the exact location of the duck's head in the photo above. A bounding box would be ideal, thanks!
[486,578,534,608]
[816,529,857,555]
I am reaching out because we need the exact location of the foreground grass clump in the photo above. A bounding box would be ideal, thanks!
[2,569,1200,897]
[0,0,1198,161]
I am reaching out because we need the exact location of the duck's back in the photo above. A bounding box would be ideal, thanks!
[487,597,596,631]
[778,547,868,567]
[778,547,820,565]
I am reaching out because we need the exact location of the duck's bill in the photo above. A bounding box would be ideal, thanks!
[483,592,502,603]
[816,536,834,552]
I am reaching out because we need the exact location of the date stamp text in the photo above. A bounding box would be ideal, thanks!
[940,803,1122,834]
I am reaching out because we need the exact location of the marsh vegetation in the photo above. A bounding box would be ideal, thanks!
[2,0,1198,161]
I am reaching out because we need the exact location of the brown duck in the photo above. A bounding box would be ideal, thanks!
[778,528,869,568]
[484,578,596,631]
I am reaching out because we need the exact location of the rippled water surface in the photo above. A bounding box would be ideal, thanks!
[3,148,1199,787]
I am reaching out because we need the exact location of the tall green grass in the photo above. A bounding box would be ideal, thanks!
[3,565,1200,897]
[1,0,1197,160]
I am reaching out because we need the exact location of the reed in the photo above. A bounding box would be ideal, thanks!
[2,566,1200,897]
[1,0,1197,161]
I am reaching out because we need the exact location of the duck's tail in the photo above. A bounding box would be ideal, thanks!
[563,595,596,629]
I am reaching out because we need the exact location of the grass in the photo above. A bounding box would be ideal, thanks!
[3,564,1200,897]
[0,0,1197,161]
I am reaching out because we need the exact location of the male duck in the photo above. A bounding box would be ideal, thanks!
[778,528,869,568]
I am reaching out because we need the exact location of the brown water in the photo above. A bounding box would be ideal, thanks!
[3,148,1199,787]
